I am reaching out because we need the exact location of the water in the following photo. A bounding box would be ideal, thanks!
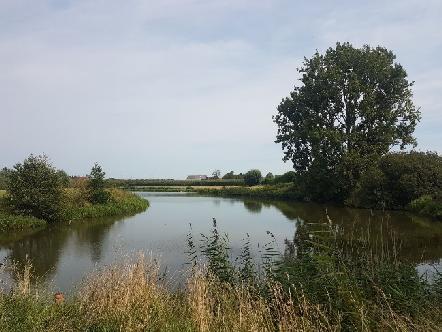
[1,192,441,291]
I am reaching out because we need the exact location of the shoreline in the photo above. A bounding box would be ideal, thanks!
[0,189,149,236]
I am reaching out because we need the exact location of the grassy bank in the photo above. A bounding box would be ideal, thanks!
[0,213,46,233]
[62,189,149,220]
[0,189,148,233]
[0,190,47,233]
[1,222,440,331]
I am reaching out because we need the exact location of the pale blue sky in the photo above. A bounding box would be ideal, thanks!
[1,0,441,178]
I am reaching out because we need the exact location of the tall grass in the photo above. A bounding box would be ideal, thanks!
[0,220,440,331]
[0,212,46,232]
[0,189,148,233]
[62,189,149,220]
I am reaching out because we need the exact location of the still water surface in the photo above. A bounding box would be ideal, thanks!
[1,192,441,291]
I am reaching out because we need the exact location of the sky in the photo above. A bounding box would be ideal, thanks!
[1,0,441,179]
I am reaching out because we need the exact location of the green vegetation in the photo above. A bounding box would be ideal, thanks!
[409,195,442,220]
[264,172,274,183]
[0,220,439,331]
[243,169,262,186]
[222,170,245,180]
[0,168,9,190]
[0,189,46,234]
[274,42,421,203]
[0,213,46,233]
[6,155,64,222]
[269,171,296,184]
[348,151,442,211]
[0,156,149,233]
[62,188,148,220]
[0,187,148,233]
[199,154,442,219]
[87,163,111,204]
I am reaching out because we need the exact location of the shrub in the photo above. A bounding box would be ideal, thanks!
[263,172,274,184]
[273,171,296,184]
[6,155,63,222]
[87,163,110,204]
[349,151,442,209]
[244,169,262,186]
[409,195,442,220]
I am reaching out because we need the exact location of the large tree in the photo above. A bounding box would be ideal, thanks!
[274,42,420,201]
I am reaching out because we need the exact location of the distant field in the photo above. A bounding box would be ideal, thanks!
[107,178,245,187]
[129,185,240,192]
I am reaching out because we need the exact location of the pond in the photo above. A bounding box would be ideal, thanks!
[1,192,441,291]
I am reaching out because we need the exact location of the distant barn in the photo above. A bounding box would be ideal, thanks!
[186,175,208,180]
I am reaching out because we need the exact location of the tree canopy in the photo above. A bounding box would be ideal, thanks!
[274,42,420,201]
[88,163,110,204]
[6,155,63,222]
[244,169,262,186]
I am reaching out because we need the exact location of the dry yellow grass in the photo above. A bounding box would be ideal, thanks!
[76,254,176,330]
[1,254,440,332]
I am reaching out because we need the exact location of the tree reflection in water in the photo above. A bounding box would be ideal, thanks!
[0,216,123,284]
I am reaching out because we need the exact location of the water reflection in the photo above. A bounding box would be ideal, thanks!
[269,200,442,263]
[243,200,263,213]
[0,193,441,290]
[1,216,122,284]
